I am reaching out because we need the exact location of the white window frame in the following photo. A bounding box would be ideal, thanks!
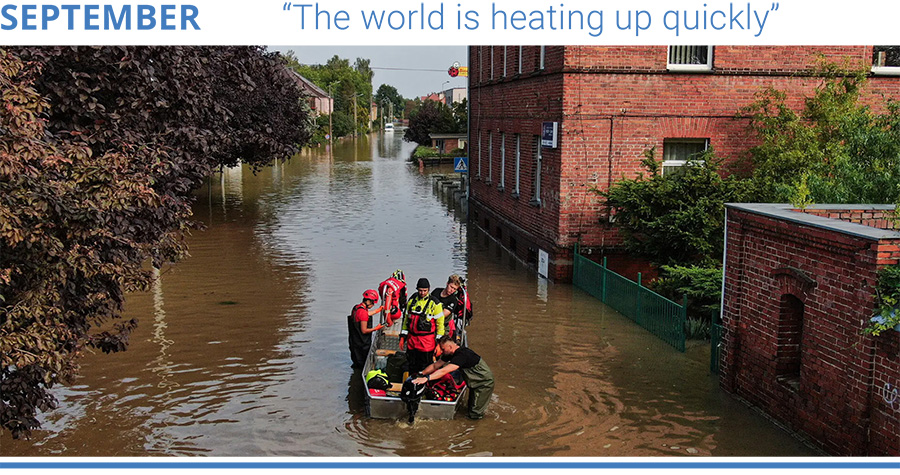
[488,131,493,183]
[539,46,545,70]
[499,132,506,190]
[518,46,523,74]
[514,134,521,195]
[477,130,482,178]
[503,46,508,77]
[662,138,709,175]
[667,46,713,72]
[872,45,900,76]
[490,46,494,80]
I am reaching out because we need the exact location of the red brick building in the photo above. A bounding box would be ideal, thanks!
[467,46,900,281]
[721,204,900,456]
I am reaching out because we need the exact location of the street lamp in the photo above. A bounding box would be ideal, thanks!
[441,80,450,103]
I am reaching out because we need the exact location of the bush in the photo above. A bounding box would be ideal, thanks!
[652,264,723,323]
[867,265,900,336]
[412,146,440,159]
[598,148,753,266]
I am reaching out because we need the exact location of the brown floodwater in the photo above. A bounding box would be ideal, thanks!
[2,132,818,457]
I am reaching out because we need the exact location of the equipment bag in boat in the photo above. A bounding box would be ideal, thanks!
[385,351,409,383]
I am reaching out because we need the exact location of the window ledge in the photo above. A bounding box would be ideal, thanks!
[872,66,900,76]
[496,185,505,192]
[529,199,541,207]
[510,192,520,199]
[667,64,713,73]
[776,374,800,393]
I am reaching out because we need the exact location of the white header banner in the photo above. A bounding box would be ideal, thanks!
[1,0,898,45]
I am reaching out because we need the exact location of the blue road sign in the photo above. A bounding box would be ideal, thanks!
[454,157,469,173]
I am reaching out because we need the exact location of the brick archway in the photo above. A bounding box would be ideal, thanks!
[771,266,817,303]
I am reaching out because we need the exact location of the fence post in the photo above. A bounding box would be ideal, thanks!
[636,272,642,323]
[601,256,608,303]
[573,243,579,284]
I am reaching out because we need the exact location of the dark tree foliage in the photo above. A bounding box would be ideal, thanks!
[0,47,310,439]
[374,84,403,116]
[598,149,753,267]
[404,100,459,145]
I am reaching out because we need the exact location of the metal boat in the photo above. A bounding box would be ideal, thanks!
[361,290,469,420]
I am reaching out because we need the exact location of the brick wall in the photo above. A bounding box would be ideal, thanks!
[468,45,900,280]
[721,204,900,455]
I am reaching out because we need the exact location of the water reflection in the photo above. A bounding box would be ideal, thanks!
[2,132,818,457]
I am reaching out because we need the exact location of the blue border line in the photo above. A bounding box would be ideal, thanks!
[1,462,899,469]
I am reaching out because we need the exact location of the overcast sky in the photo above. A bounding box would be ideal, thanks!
[269,46,468,99]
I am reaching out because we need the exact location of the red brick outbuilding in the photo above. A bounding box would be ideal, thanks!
[721,204,900,456]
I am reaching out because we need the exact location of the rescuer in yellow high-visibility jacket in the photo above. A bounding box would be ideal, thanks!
[400,277,444,376]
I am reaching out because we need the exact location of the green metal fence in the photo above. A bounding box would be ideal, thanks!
[573,245,687,352]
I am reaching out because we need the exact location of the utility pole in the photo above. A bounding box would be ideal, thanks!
[353,94,358,138]
[328,80,339,145]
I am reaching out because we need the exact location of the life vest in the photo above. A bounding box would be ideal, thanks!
[404,294,442,352]
[379,277,407,318]
[347,303,372,367]
[407,295,438,336]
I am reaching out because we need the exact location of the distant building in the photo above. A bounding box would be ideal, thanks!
[285,69,333,117]
[429,133,467,154]
[721,204,900,456]
[441,87,467,105]
[468,46,900,281]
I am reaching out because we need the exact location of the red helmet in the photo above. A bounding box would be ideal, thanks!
[363,289,379,303]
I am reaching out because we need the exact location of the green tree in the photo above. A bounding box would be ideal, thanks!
[404,100,459,145]
[374,84,404,122]
[1,47,310,439]
[598,149,753,267]
[743,61,900,205]
[290,55,374,137]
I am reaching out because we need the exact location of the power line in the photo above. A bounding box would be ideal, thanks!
[370,66,447,72]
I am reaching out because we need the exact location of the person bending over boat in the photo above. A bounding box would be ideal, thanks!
[413,336,494,420]
[400,278,444,375]
[348,289,384,369]
[430,274,462,339]
[378,269,407,327]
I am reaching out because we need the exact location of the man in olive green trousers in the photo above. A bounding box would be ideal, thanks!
[413,335,494,420]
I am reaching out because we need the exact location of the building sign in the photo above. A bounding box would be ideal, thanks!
[541,122,558,148]
[538,249,549,278]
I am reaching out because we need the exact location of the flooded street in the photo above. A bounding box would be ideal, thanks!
[2,133,817,457]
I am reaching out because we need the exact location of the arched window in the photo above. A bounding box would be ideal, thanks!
[776,294,805,389]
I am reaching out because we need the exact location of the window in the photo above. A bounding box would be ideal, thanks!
[490,46,494,80]
[539,46,545,70]
[532,135,542,204]
[872,45,900,75]
[662,138,709,175]
[499,132,506,191]
[477,130,482,177]
[503,46,508,77]
[518,46,523,74]
[487,131,493,183]
[514,134,521,196]
[776,294,804,391]
[667,46,712,72]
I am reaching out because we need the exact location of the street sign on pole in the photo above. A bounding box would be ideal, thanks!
[454,157,469,173]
